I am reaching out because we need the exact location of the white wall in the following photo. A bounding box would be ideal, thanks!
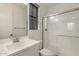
[0,3,27,39]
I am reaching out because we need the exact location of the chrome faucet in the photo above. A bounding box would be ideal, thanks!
[10,34,19,43]
[10,34,14,39]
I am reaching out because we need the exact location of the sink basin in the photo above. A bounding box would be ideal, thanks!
[0,38,12,45]
[0,45,9,55]
[6,39,39,52]
[0,39,32,55]
[6,41,26,51]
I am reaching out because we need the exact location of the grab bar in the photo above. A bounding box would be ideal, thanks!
[56,35,79,38]
[14,27,25,29]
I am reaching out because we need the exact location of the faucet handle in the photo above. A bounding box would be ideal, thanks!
[10,34,13,37]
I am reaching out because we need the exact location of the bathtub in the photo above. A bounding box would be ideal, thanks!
[0,36,40,56]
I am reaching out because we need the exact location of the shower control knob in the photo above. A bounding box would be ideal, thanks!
[45,29,47,31]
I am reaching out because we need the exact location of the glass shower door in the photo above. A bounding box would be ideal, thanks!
[43,10,79,56]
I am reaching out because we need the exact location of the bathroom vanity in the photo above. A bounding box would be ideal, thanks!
[0,37,40,56]
[0,4,40,56]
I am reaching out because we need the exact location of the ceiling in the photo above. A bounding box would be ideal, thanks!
[37,3,60,16]
[38,3,59,8]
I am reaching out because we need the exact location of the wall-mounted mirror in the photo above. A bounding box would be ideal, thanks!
[0,3,27,39]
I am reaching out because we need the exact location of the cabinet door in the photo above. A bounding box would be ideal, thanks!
[12,4,27,37]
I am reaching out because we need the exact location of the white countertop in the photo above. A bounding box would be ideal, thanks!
[0,37,40,56]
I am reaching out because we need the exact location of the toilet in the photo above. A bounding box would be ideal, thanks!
[40,48,58,56]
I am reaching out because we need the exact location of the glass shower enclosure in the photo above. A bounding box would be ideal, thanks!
[42,8,79,56]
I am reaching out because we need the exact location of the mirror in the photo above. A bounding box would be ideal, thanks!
[0,3,27,39]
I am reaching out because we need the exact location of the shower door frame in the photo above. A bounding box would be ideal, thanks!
[42,7,79,49]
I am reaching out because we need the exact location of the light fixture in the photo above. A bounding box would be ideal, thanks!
[67,22,75,31]
[49,16,55,19]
